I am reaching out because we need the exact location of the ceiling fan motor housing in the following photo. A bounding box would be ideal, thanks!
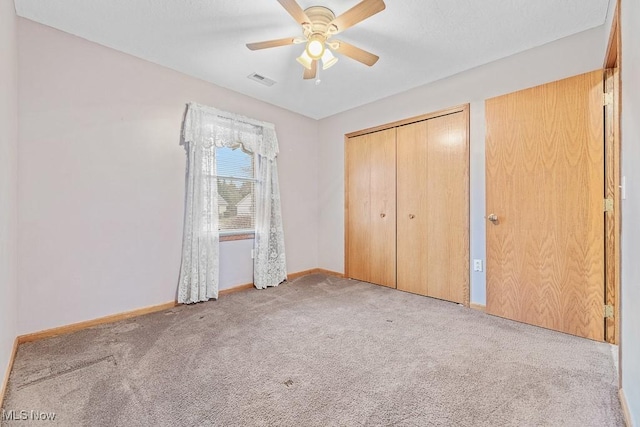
[303,6,336,38]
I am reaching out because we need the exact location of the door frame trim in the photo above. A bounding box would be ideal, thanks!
[603,1,621,392]
[603,0,621,347]
[604,67,620,346]
[345,104,468,139]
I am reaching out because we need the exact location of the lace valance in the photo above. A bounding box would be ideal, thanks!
[182,103,279,160]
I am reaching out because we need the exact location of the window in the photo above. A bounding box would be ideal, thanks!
[215,146,256,238]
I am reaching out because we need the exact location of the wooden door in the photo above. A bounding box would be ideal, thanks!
[397,112,469,304]
[397,121,429,295]
[485,70,605,340]
[345,128,396,288]
[346,133,371,283]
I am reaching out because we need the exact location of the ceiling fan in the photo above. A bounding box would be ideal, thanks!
[247,0,386,80]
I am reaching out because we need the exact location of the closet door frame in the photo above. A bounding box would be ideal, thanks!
[344,104,470,306]
[345,105,469,139]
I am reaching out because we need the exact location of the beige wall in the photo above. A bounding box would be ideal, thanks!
[317,24,612,305]
[621,0,640,423]
[0,0,19,390]
[17,19,320,334]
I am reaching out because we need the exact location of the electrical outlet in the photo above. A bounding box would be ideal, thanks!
[251,249,255,259]
[473,259,483,272]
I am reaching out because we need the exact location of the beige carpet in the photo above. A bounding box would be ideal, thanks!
[2,274,624,426]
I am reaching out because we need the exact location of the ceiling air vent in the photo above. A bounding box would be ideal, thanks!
[247,73,276,87]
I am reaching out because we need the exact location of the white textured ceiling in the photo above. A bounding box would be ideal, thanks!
[15,0,611,119]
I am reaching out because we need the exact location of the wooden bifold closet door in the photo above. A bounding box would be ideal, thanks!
[396,113,469,304]
[345,128,397,288]
[345,106,469,304]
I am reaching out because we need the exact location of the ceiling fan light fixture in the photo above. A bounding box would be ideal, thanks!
[305,34,326,59]
[246,0,386,80]
[321,49,338,70]
[296,50,313,70]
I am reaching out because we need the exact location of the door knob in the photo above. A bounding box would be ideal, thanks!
[409,214,415,219]
[487,214,498,224]
[380,213,386,218]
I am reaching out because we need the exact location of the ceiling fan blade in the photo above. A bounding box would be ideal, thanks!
[329,0,385,34]
[277,0,311,26]
[331,40,379,66]
[246,37,296,51]
[303,61,318,79]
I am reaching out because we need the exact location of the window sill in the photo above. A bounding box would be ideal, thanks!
[220,232,255,242]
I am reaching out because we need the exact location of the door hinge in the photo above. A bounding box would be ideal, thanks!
[604,198,614,212]
[604,304,614,319]
[604,92,614,106]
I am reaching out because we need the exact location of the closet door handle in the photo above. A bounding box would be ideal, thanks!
[380,213,386,218]
[409,214,415,219]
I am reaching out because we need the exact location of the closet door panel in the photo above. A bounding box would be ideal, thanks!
[346,134,371,283]
[346,105,469,300]
[369,128,397,288]
[396,122,429,295]
[425,112,469,304]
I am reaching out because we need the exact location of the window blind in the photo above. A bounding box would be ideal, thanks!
[215,146,256,233]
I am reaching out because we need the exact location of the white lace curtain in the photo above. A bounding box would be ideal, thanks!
[178,103,287,304]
